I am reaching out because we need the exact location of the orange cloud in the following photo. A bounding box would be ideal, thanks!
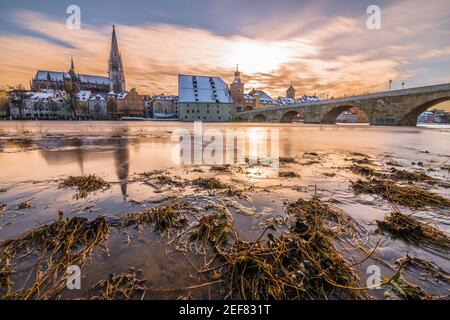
[1,4,448,98]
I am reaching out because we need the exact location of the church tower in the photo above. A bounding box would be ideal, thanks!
[287,83,296,99]
[229,65,244,107]
[108,25,126,93]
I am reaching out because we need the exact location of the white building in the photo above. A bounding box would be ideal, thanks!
[178,74,235,122]
[88,94,107,119]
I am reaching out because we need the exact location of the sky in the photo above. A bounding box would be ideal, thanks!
[1,0,450,104]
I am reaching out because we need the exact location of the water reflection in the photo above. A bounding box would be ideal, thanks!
[113,137,130,202]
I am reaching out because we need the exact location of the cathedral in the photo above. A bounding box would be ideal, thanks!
[31,25,126,94]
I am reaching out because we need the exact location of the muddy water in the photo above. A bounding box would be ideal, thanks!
[0,121,449,299]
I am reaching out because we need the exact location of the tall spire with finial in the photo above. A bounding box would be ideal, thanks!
[108,25,126,93]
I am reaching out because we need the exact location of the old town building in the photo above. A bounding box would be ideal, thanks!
[178,74,235,122]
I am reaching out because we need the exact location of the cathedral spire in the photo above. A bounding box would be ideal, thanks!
[108,25,126,93]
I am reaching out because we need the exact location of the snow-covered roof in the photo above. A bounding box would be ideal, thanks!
[278,97,296,105]
[178,74,233,104]
[116,92,128,99]
[76,90,91,101]
[247,89,277,105]
[154,94,176,101]
[34,70,110,85]
[89,94,105,101]
[296,95,320,103]
[78,74,110,85]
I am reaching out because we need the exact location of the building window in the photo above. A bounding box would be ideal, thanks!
[217,110,219,114]
[187,110,189,113]
[207,110,209,114]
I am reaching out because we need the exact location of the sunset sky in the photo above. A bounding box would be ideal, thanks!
[1,0,450,101]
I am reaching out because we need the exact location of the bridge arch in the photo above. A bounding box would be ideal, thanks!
[244,105,255,111]
[252,114,267,122]
[280,110,302,123]
[321,105,370,124]
[400,97,450,126]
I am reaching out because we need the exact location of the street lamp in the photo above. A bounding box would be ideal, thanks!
[389,80,392,91]
[402,82,405,89]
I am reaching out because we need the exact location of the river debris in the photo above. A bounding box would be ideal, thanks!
[387,168,448,187]
[0,216,110,299]
[16,201,31,210]
[137,171,185,189]
[376,209,450,251]
[90,267,146,300]
[352,178,450,209]
[279,156,297,164]
[382,272,432,300]
[122,201,190,233]
[278,171,300,178]
[59,174,110,199]
[179,208,234,254]
[395,255,450,284]
[184,198,370,300]
[192,177,228,190]
[210,165,233,174]
[349,164,378,177]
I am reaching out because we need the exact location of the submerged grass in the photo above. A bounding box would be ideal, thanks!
[122,201,189,233]
[278,171,300,178]
[192,177,228,190]
[59,174,110,199]
[138,170,185,189]
[181,198,370,300]
[382,272,432,300]
[352,178,450,209]
[90,268,146,300]
[0,216,110,299]
[376,209,450,251]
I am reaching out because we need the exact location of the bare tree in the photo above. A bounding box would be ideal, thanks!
[9,85,28,119]
[62,81,79,118]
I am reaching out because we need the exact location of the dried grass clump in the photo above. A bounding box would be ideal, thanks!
[59,174,110,199]
[16,201,31,210]
[193,199,369,300]
[210,165,233,174]
[90,268,146,300]
[349,164,379,177]
[0,217,110,299]
[279,156,297,164]
[395,255,450,284]
[122,202,189,233]
[352,178,450,209]
[192,177,228,190]
[187,211,234,252]
[388,168,447,187]
[376,210,450,251]
[137,171,185,189]
[278,171,299,178]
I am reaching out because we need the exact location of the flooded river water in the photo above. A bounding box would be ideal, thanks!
[0,121,449,299]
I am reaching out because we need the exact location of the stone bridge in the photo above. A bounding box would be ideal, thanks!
[234,83,450,126]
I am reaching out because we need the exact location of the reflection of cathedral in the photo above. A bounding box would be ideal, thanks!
[31,26,126,94]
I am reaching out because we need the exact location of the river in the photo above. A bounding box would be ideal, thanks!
[0,121,449,299]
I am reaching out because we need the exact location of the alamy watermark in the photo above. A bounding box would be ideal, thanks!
[66,5,81,30]
[170,122,280,170]
[66,265,81,290]
[366,5,381,30]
